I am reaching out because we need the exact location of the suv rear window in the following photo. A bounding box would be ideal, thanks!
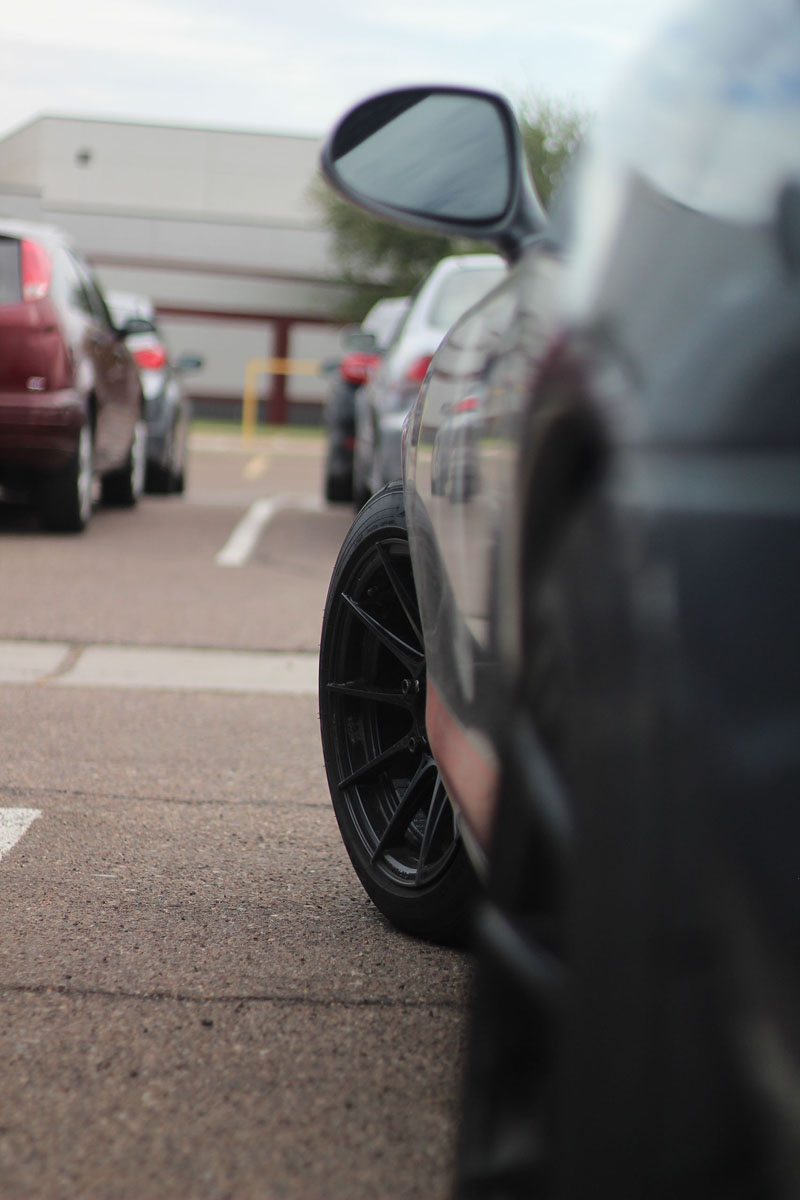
[0,237,21,305]
[429,265,505,330]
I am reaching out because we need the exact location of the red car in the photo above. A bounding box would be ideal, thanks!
[0,219,147,531]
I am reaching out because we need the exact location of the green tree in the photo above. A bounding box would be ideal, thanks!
[315,94,590,322]
[518,94,588,209]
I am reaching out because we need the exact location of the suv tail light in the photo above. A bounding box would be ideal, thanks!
[405,355,433,384]
[20,239,52,302]
[132,344,167,370]
[340,350,379,385]
[451,395,480,415]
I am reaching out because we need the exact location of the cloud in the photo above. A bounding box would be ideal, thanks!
[0,0,680,140]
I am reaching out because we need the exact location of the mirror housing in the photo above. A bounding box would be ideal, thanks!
[321,86,547,261]
[176,353,203,373]
[117,315,157,338]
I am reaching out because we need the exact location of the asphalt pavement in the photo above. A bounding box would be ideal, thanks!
[0,430,472,1200]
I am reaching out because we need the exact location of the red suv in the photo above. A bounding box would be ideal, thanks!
[0,219,147,531]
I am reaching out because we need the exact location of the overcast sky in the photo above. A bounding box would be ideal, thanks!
[0,0,680,141]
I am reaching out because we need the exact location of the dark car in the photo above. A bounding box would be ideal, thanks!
[107,291,203,494]
[0,220,146,531]
[323,296,409,504]
[317,2,800,1195]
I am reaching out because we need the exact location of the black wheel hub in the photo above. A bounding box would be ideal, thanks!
[326,534,460,890]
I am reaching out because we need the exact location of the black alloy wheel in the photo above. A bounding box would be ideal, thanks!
[319,481,477,944]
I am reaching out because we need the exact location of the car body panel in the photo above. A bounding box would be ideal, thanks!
[405,251,562,848]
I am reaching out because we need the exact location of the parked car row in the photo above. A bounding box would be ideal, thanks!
[323,295,409,503]
[0,219,202,532]
[318,0,800,1195]
[323,254,506,510]
[107,291,203,496]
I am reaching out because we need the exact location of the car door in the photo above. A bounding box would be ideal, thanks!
[69,253,137,470]
[404,246,563,839]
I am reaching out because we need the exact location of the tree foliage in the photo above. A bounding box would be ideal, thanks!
[315,94,590,322]
[518,95,588,209]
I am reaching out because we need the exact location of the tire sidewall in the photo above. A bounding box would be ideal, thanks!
[318,482,477,943]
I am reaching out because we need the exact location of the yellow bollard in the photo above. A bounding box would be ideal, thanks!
[241,358,321,441]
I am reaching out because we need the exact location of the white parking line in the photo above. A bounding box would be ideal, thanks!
[215,497,285,567]
[215,494,330,567]
[243,453,270,480]
[0,641,72,683]
[0,808,40,862]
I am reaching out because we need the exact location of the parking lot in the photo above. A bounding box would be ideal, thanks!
[0,430,471,1200]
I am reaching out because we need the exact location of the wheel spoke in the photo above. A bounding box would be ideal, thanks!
[376,543,423,646]
[371,755,437,863]
[416,773,453,881]
[342,592,424,675]
[326,679,410,708]
[338,734,409,790]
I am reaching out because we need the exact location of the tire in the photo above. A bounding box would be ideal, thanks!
[319,481,478,944]
[352,478,371,512]
[352,452,371,512]
[38,421,94,533]
[101,415,147,506]
[146,460,172,494]
[171,420,188,495]
[325,470,352,504]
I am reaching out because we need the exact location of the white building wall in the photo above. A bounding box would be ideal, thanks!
[0,123,43,190]
[0,115,357,420]
[37,117,324,225]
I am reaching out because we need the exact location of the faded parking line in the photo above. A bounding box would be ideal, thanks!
[0,641,318,694]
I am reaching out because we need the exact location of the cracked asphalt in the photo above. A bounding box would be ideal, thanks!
[0,431,472,1200]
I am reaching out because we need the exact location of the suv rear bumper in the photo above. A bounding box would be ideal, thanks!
[0,389,85,469]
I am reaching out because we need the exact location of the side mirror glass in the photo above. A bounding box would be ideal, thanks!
[325,88,515,226]
[118,315,157,337]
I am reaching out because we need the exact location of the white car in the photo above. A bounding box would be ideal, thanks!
[352,253,505,507]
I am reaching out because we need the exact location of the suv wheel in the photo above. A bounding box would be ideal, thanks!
[101,416,147,506]
[38,422,94,533]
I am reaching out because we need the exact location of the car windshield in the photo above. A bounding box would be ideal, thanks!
[429,266,505,330]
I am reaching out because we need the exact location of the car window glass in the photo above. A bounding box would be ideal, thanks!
[0,237,22,304]
[384,303,414,352]
[429,266,506,330]
[71,253,113,328]
[51,248,93,317]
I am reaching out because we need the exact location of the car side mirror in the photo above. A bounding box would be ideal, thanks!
[321,86,547,260]
[176,354,204,373]
[117,316,157,338]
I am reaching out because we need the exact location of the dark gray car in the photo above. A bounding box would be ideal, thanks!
[317,3,800,1194]
[107,292,202,494]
